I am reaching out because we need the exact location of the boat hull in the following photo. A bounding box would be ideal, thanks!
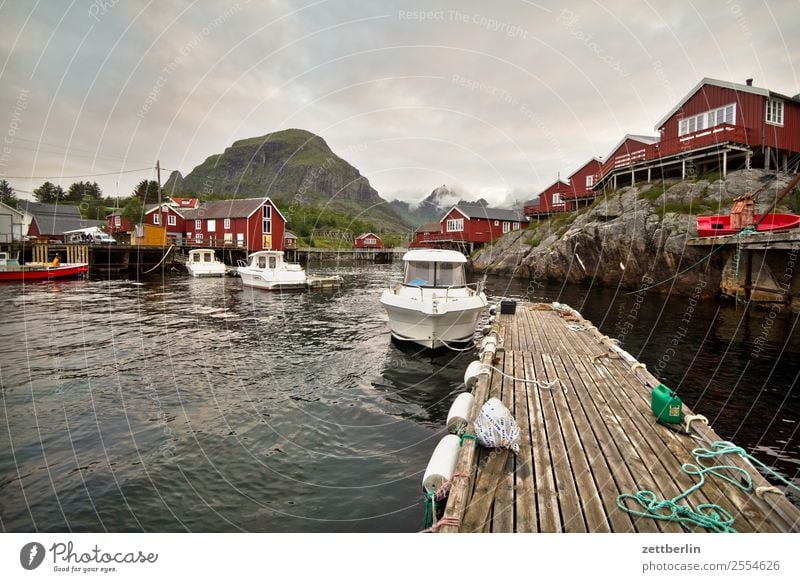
[380,291,487,350]
[697,213,800,237]
[187,265,227,278]
[238,269,308,291]
[0,263,89,282]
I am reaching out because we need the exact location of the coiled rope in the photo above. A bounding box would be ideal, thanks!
[617,440,800,532]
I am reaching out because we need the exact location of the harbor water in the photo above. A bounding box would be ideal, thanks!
[0,263,798,532]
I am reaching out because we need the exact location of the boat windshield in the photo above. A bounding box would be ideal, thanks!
[404,261,466,288]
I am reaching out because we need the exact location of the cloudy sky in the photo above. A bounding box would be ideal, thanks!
[0,0,798,207]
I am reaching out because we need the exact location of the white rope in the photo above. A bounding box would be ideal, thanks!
[755,485,784,499]
[567,323,585,332]
[439,338,477,352]
[142,245,175,274]
[485,365,568,395]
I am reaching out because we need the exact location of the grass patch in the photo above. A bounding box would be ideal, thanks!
[638,183,668,203]
[655,197,715,218]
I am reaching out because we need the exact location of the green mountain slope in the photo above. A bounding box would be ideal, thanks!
[164,128,408,232]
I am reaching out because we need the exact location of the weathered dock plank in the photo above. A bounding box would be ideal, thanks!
[439,302,800,533]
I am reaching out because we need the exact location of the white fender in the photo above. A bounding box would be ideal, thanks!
[464,360,485,390]
[446,392,474,434]
[422,434,461,494]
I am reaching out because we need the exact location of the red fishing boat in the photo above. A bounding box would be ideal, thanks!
[0,252,88,282]
[696,213,800,237]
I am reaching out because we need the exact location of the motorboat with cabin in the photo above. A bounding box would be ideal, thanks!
[186,249,227,277]
[237,250,307,291]
[380,249,487,349]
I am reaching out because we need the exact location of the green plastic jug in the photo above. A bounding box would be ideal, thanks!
[650,384,684,424]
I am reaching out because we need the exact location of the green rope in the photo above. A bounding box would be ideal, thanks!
[422,492,436,530]
[616,440,790,533]
[459,433,478,447]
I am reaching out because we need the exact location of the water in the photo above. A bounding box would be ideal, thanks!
[0,264,798,532]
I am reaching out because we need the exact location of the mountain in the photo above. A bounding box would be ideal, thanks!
[388,184,490,227]
[163,128,408,232]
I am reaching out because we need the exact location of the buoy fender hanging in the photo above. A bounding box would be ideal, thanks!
[464,360,485,390]
[446,392,474,434]
[422,434,461,494]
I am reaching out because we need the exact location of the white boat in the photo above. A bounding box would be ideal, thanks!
[237,250,309,291]
[186,249,228,277]
[380,249,487,349]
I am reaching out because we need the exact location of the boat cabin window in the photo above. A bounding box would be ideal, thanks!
[257,255,266,268]
[404,261,466,287]
[269,256,277,269]
[203,252,213,262]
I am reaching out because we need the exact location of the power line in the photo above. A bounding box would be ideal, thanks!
[1,167,154,180]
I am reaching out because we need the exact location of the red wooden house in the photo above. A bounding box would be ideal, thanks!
[524,179,572,217]
[411,223,441,248]
[353,232,383,249]
[183,197,285,252]
[167,196,200,210]
[107,210,134,234]
[144,203,188,243]
[435,204,527,250]
[595,134,659,189]
[565,158,603,207]
[654,77,800,174]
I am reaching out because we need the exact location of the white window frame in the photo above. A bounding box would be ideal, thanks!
[263,219,271,234]
[502,221,510,233]
[586,175,594,188]
[766,99,784,126]
[446,218,464,232]
[207,219,216,232]
[679,103,736,136]
[552,192,563,205]
[114,215,121,226]
[196,233,204,243]
[224,218,231,230]
[237,233,244,247]
[152,213,160,225]
[494,220,499,226]
[167,214,176,226]
[262,205,271,219]
[195,219,201,230]
[224,232,233,244]
[512,222,520,231]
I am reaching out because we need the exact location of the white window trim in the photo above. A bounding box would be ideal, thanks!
[153,213,160,225]
[195,219,201,230]
[167,214,176,226]
[263,219,271,234]
[502,221,510,233]
[446,218,464,232]
[114,215,121,226]
[512,222,520,231]
[679,103,736,136]
[552,192,563,205]
[224,218,231,230]
[766,98,784,126]
[207,219,216,232]
[262,205,271,219]
[586,175,594,188]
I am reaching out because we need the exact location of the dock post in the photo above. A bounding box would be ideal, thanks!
[722,150,727,179]
[745,249,753,302]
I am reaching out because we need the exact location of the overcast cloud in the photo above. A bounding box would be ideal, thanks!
[0,0,798,206]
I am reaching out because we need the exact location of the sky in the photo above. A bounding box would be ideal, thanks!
[0,0,798,208]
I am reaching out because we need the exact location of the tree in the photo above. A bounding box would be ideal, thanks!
[0,179,17,208]
[66,181,102,203]
[33,181,66,203]
[132,179,161,204]
[121,196,144,226]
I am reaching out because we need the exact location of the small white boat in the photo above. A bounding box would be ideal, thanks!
[186,249,228,277]
[237,250,309,291]
[380,249,487,349]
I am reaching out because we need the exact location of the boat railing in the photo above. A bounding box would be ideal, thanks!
[237,258,248,268]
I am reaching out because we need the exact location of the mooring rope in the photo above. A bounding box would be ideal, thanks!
[142,245,175,274]
[617,440,800,532]
[484,364,568,395]
[439,338,478,352]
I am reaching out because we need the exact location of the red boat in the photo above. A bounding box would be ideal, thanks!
[0,263,89,282]
[696,213,800,237]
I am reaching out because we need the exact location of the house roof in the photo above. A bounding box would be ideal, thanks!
[356,232,380,240]
[0,201,24,217]
[168,196,199,208]
[416,222,440,233]
[603,134,659,160]
[19,201,103,235]
[539,179,570,194]
[567,157,603,179]
[653,77,799,129]
[440,204,529,223]
[144,203,186,218]
[284,230,298,239]
[183,197,287,222]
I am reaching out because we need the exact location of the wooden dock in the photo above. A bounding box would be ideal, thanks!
[439,302,800,533]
